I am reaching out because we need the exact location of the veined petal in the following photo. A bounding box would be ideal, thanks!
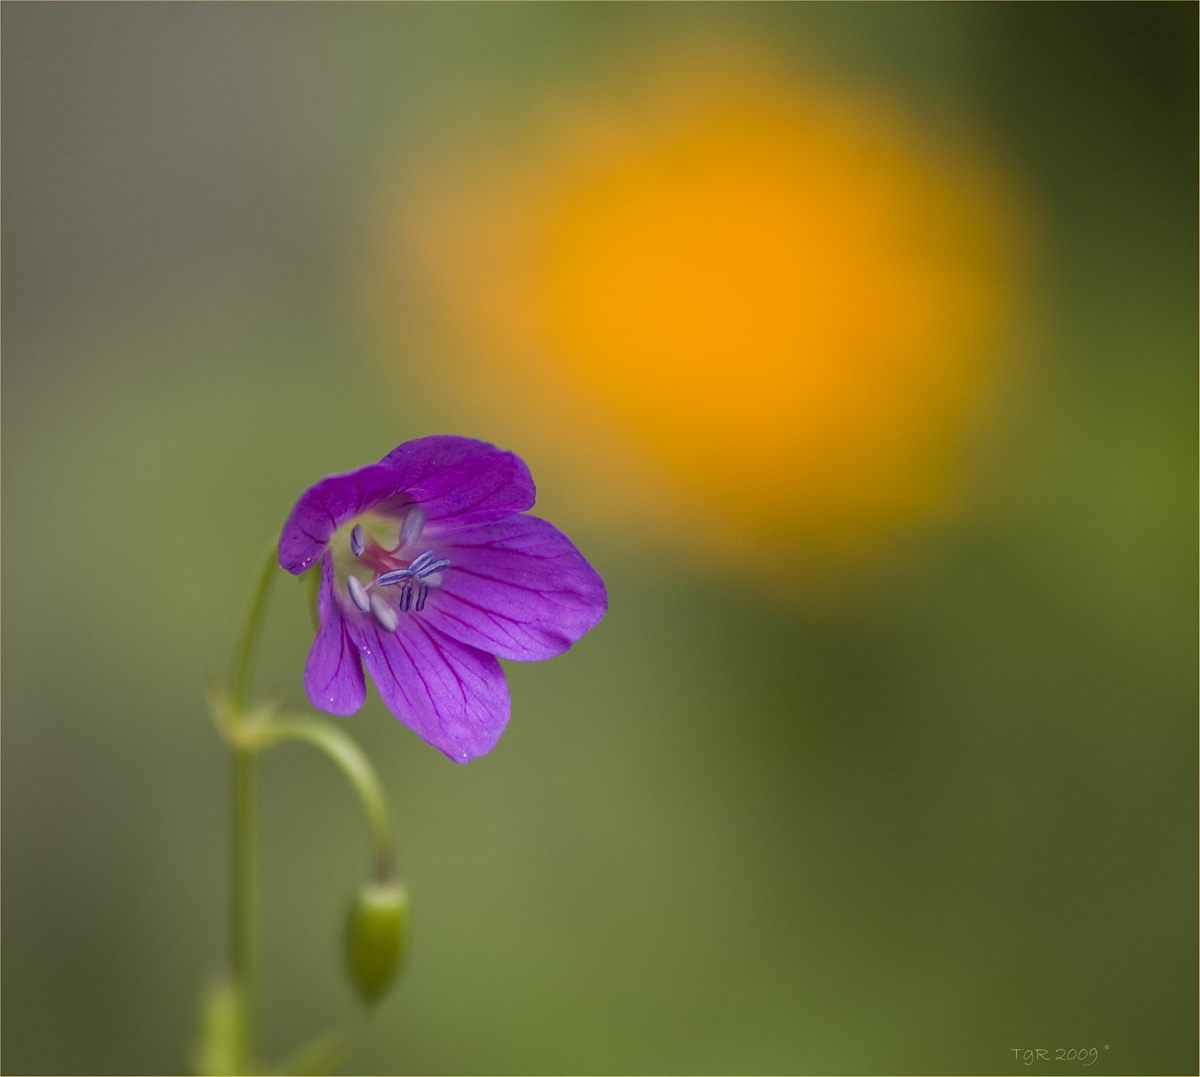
[280,462,412,574]
[379,436,535,524]
[346,615,510,763]
[304,554,367,715]
[424,515,607,662]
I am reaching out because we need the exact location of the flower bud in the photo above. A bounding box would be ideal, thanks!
[345,880,410,1005]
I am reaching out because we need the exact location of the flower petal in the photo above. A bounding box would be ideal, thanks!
[379,436,535,524]
[423,514,607,662]
[279,462,412,574]
[346,615,510,763]
[304,554,367,715]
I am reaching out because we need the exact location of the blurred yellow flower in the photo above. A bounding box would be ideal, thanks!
[375,43,1031,594]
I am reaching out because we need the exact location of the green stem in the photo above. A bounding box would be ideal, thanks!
[231,543,280,713]
[232,745,259,1073]
[227,541,279,1073]
[255,717,396,881]
[212,539,398,1074]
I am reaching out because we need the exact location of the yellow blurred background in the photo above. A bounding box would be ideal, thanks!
[381,40,1031,591]
[3,5,1195,1075]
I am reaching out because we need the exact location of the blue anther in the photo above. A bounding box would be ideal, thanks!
[415,582,429,611]
[377,552,449,594]
[350,524,365,557]
[399,582,413,613]
[346,574,370,612]
[406,550,437,576]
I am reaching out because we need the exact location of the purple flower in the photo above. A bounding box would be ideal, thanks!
[278,436,607,762]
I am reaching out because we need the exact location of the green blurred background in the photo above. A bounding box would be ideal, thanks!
[3,4,1195,1074]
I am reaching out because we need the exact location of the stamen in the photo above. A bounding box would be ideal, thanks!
[415,582,429,611]
[346,574,370,612]
[406,550,437,576]
[376,567,413,587]
[369,592,398,632]
[376,552,450,593]
[399,582,413,613]
[350,524,365,557]
[399,507,427,550]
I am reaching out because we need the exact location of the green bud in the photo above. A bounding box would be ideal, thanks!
[345,880,410,1006]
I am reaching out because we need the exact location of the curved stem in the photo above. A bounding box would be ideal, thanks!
[230,543,280,714]
[212,538,399,1074]
[254,717,396,880]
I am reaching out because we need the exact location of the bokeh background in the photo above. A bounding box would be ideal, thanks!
[3,4,1196,1074]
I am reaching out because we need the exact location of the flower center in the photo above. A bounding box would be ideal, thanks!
[335,508,450,631]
